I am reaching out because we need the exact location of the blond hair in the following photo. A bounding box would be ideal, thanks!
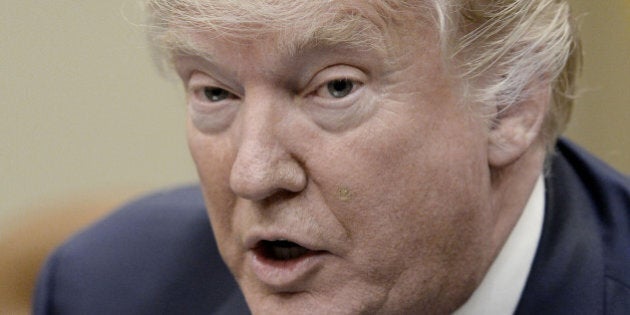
[433,0,581,150]
[146,0,581,149]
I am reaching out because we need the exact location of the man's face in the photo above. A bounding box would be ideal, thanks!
[176,5,501,314]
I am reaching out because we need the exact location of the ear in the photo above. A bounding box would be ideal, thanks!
[488,84,550,167]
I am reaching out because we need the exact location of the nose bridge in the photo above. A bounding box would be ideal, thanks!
[229,91,305,201]
[237,93,277,156]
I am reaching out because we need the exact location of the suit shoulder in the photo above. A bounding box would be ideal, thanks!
[556,139,630,227]
[516,139,629,314]
[556,139,630,195]
[35,185,239,314]
[60,184,210,253]
[557,139,630,295]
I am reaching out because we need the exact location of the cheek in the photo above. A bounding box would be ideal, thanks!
[335,146,489,251]
[187,126,243,269]
[308,110,493,289]
[187,127,234,204]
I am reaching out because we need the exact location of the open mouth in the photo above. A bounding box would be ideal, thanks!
[249,238,328,286]
[255,240,312,261]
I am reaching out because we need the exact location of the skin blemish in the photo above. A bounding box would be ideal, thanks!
[337,186,353,201]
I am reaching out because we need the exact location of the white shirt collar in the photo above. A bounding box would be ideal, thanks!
[453,175,545,315]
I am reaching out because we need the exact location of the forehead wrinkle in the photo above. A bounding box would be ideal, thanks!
[163,2,392,68]
[275,5,389,59]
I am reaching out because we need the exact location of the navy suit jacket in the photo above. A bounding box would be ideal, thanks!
[33,139,630,314]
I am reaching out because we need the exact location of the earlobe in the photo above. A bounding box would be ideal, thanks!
[488,85,550,167]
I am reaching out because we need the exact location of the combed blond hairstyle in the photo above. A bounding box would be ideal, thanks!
[146,0,580,149]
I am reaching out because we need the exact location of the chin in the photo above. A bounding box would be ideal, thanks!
[247,292,341,315]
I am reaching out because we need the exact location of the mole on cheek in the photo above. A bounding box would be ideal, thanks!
[338,187,353,201]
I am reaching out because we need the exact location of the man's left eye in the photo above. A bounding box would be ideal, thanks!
[316,79,360,99]
[327,79,355,98]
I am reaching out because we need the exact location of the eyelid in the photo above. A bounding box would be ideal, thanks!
[187,71,240,101]
[175,55,241,90]
[304,65,368,96]
[301,65,376,132]
[188,71,219,91]
[185,70,241,133]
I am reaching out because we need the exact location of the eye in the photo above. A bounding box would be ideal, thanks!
[316,78,361,99]
[203,87,233,102]
[327,79,355,98]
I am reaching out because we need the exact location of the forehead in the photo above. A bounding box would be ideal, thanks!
[152,0,434,62]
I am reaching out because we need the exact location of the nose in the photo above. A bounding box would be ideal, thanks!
[229,96,307,201]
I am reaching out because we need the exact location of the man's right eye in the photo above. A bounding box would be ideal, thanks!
[203,87,232,102]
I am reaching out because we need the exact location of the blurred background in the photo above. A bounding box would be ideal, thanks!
[0,0,628,313]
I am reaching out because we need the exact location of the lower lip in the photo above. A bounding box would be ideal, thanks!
[249,250,327,289]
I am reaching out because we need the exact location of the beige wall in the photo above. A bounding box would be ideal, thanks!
[1,1,197,233]
[1,0,628,234]
[565,0,630,174]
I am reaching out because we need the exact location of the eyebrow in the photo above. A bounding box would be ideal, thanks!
[166,5,389,66]
[281,9,389,57]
